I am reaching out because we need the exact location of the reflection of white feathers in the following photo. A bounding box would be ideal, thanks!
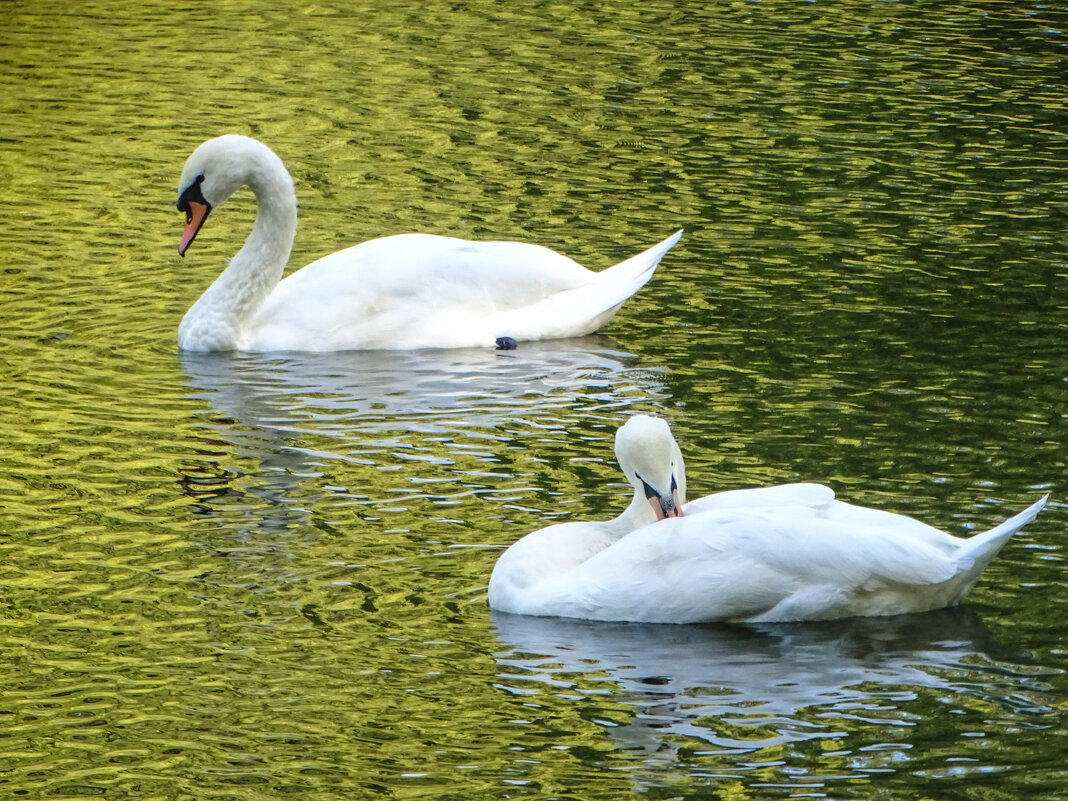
[178,343,669,527]
[489,415,1048,622]
[180,343,666,442]
[176,135,681,352]
[492,608,1055,760]
[178,344,674,589]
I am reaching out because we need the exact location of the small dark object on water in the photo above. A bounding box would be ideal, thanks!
[496,336,518,350]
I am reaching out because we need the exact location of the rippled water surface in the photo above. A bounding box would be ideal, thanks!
[2,1,1066,798]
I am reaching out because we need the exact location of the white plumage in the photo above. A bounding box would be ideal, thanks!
[488,415,1048,623]
[174,135,681,352]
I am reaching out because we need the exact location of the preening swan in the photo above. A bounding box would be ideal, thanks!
[175,135,682,352]
[488,415,1049,623]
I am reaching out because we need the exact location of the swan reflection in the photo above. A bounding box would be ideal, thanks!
[180,340,666,438]
[492,608,1058,760]
[178,342,670,537]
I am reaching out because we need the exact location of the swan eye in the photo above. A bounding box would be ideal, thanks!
[177,174,208,216]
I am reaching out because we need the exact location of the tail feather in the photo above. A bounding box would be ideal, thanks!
[588,229,684,313]
[491,229,683,341]
[953,494,1049,586]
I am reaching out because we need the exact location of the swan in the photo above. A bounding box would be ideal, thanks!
[175,135,682,352]
[488,415,1049,623]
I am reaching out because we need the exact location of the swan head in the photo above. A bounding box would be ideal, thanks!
[615,415,686,521]
[176,135,292,256]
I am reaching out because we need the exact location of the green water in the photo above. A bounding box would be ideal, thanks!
[1,0,1066,798]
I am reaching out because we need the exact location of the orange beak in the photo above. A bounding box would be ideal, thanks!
[648,488,685,521]
[179,200,210,256]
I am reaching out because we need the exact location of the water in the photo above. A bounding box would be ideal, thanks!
[1,0,1066,798]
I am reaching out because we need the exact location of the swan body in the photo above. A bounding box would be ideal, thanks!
[175,135,682,352]
[488,415,1049,623]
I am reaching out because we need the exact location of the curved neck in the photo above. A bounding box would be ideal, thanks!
[178,165,297,351]
[612,488,660,534]
[609,468,688,535]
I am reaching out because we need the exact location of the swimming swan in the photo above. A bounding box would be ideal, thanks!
[175,135,682,352]
[488,415,1048,623]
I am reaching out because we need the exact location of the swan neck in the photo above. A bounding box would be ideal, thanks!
[237,171,297,290]
[612,490,660,534]
[179,161,297,351]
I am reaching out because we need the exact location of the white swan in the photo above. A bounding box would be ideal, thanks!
[488,415,1049,623]
[175,135,682,352]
